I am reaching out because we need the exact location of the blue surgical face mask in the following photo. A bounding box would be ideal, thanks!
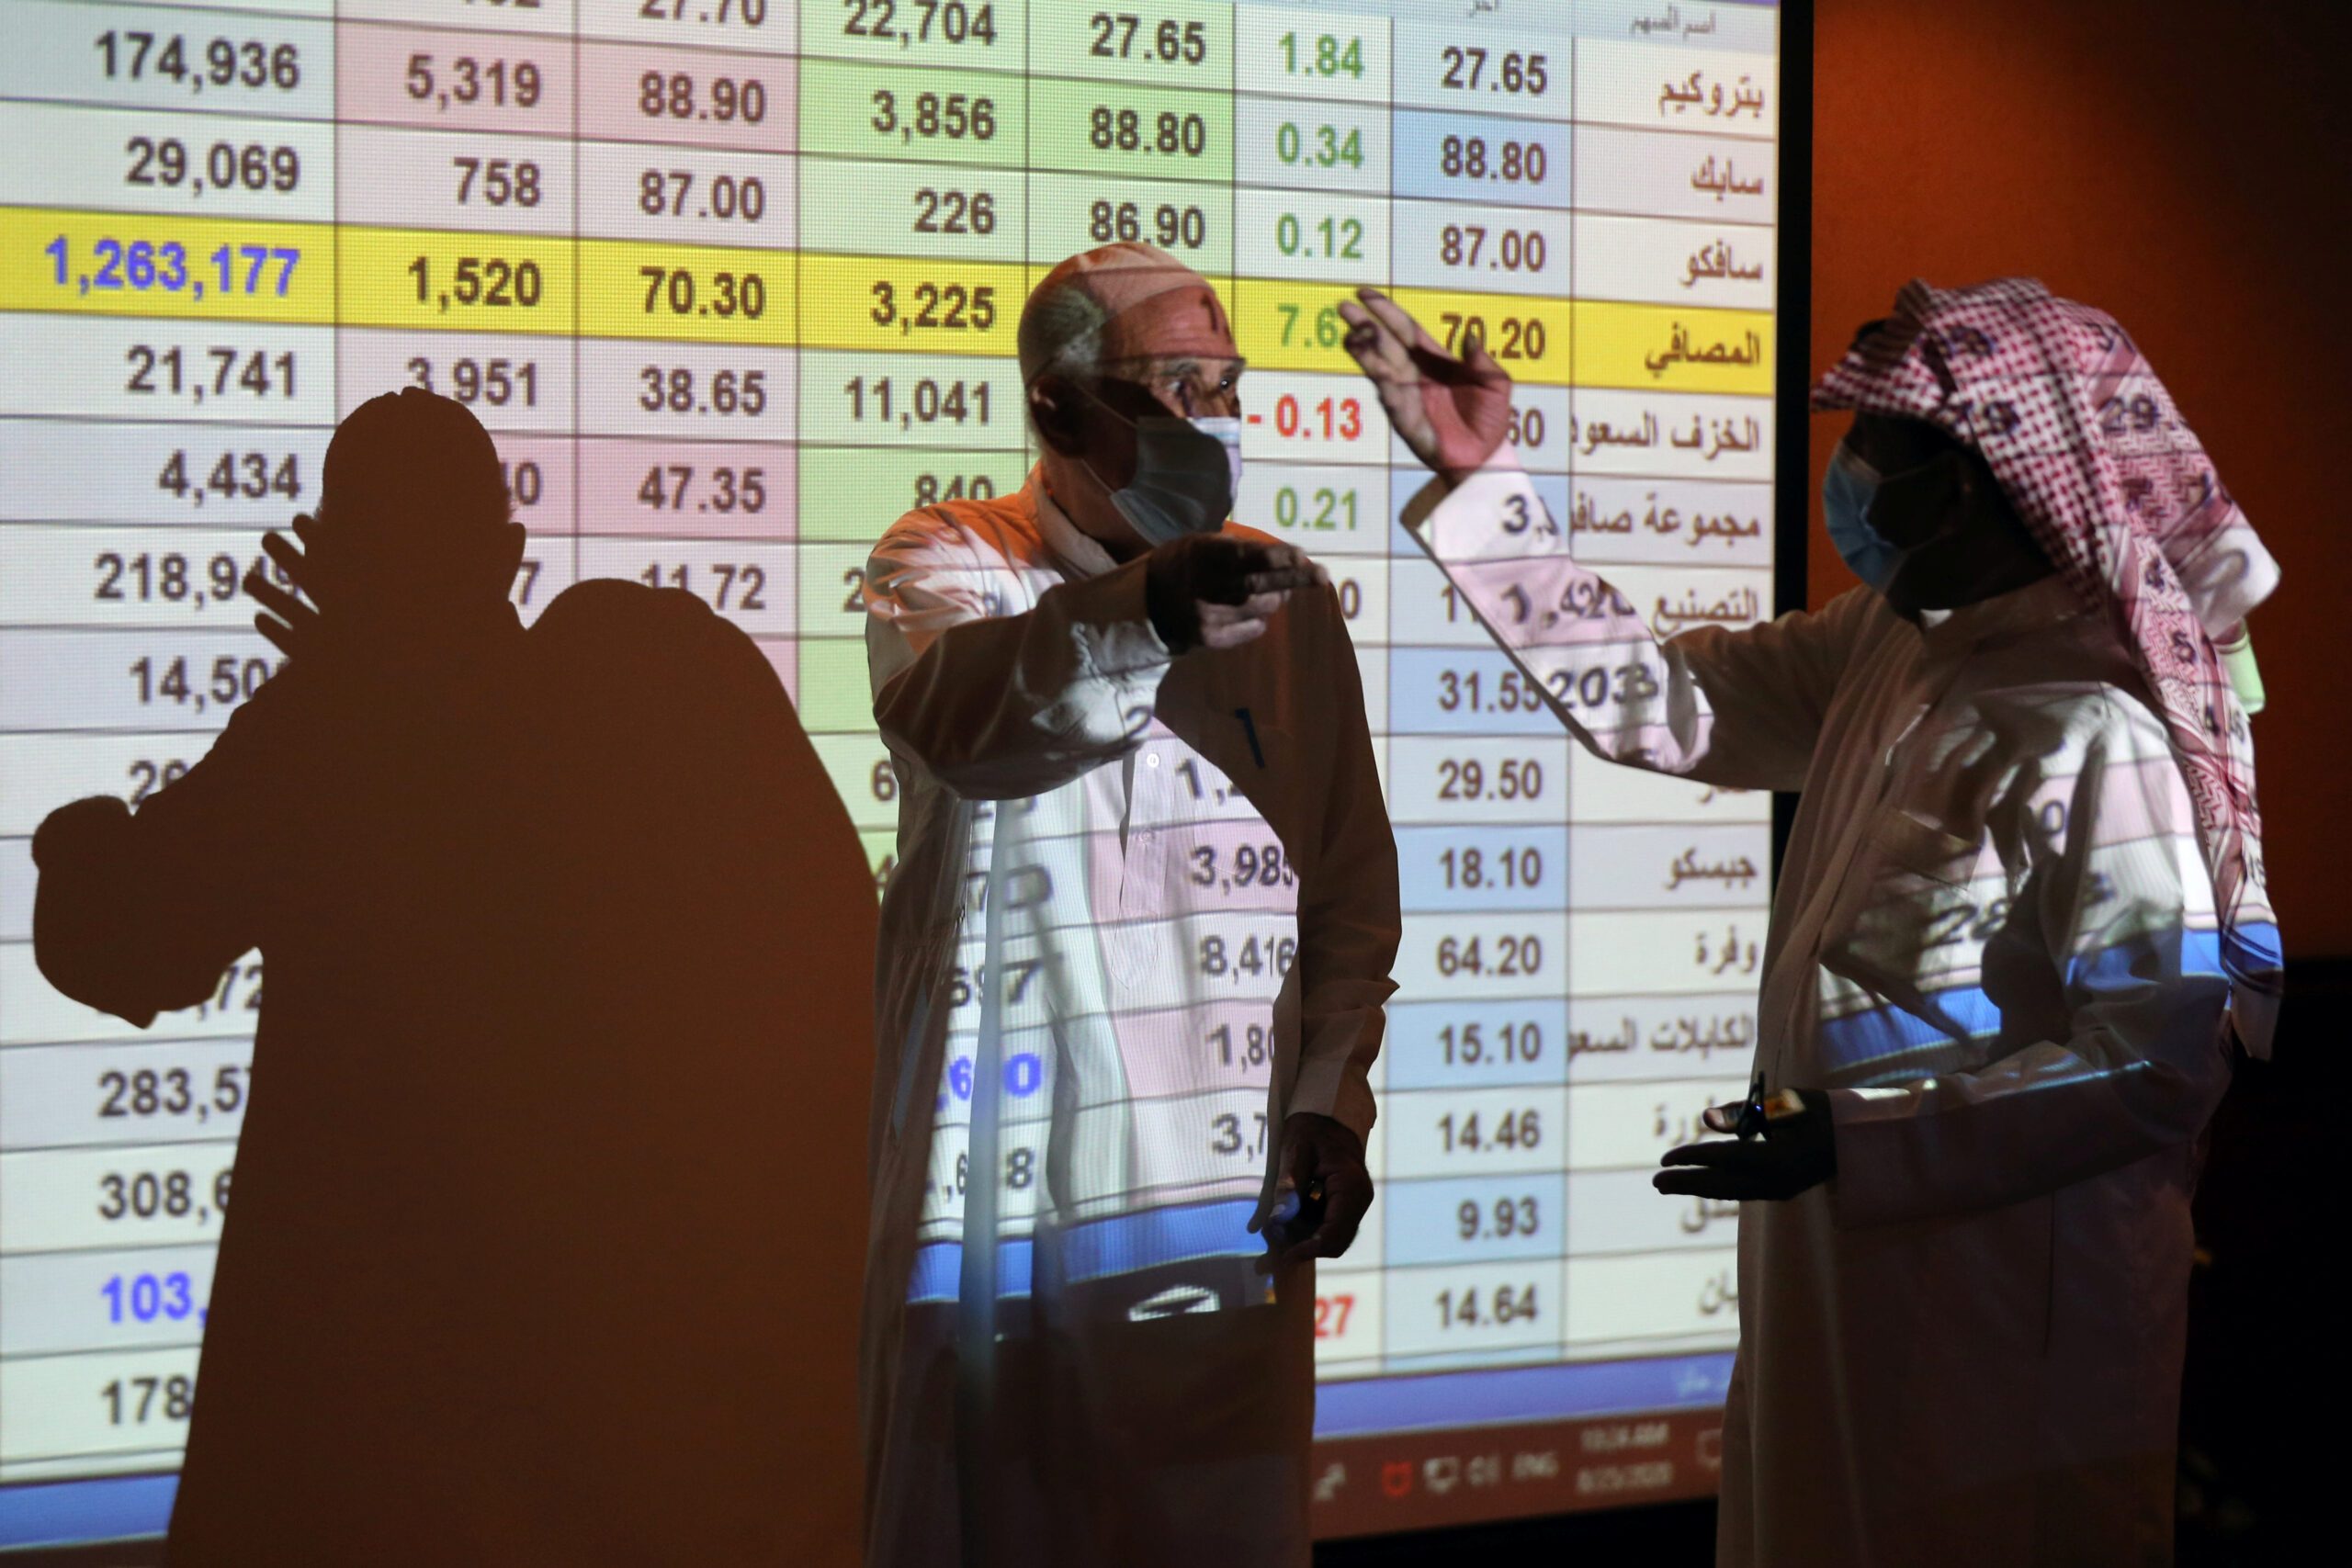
[1822,442,1903,592]
[1080,387,1242,545]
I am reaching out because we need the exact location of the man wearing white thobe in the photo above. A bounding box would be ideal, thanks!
[1336,278,2280,1565]
[857,244,1399,1568]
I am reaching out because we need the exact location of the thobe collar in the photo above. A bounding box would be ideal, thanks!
[1031,468,1123,584]
[1914,574,2087,661]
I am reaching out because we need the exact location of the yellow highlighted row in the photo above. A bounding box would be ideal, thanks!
[1223,281,1772,396]
[2,208,1771,393]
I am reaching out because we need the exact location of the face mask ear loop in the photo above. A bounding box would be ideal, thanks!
[1063,379,1136,522]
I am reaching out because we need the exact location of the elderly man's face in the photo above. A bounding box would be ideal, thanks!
[1090,276,1245,422]
[1045,276,1246,508]
[1094,353,1246,421]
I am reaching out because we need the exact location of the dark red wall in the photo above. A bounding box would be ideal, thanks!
[1807,0,2352,956]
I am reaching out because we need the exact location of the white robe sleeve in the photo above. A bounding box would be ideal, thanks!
[1411,467,1873,792]
[865,518,1173,800]
[1282,587,1400,1145]
[1826,694,2235,1226]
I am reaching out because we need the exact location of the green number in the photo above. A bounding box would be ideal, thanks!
[1278,31,1364,78]
[1274,122,1363,170]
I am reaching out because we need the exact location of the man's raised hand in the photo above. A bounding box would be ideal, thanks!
[1146,534,1329,654]
[243,514,329,661]
[1337,288,1514,484]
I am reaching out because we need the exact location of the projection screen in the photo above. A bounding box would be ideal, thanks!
[0,0,1782,1546]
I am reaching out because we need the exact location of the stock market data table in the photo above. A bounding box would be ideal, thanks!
[0,0,1779,1536]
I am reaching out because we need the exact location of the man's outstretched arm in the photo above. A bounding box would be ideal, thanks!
[865,521,1324,800]
[1340,288,1862,794]
[33,691,285,1027]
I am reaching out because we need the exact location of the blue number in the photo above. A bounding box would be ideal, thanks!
[1003,1052,1041,1097]
[100,1270,197,1325]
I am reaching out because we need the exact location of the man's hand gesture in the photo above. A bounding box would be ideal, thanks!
[1653,1089,1838,1202]
[1145,534,1329,654]
[1337,288,1514,484]
[243,514,334,661]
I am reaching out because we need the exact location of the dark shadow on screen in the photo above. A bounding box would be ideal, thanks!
[29,389,876,1567]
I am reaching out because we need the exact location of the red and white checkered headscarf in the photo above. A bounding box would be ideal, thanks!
[1814,278,2282,1054]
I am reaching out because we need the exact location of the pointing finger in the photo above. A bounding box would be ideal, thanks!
[1658,1140,1757,1170]
[242,572,315,634]
[1336,299,1416,378]
[1652,1168,1749,1201]
[260,530,311,588]
[1356,288,1442,356]
[252,612,299,660]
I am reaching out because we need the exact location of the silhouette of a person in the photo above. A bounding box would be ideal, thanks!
[32,389,876,1565]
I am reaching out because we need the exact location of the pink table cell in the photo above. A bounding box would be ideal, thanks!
[575,436,796,540]
[1108,1000,1278,1101]
[488,434,578,534]
[481,434,578,533]
[338,21,576,138]
[1086,816,1305,918]
[578,39,796,153]
[337,330,578,436]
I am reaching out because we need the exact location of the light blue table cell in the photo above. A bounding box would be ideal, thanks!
[1381,1173,1568,1268]
[1390,647,1564,736]
[1391,109,1571,211]
[1396,823,1571,913]
[1390,20,1573,119]
[1233,95,1392,196]
[1387,998,1570,1091]
[2,2,338,119]
[0,1245,220,1356]
[1386,384,1573,475]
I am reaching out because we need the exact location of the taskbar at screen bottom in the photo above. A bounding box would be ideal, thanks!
[1309,1351,1731,1538]
[1309,1405,1724,1539]
[0,1353,1734,1551]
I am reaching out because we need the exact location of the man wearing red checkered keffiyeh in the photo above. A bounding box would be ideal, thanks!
[1814,277,2281,1054]
[1342,276,2278,1566]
